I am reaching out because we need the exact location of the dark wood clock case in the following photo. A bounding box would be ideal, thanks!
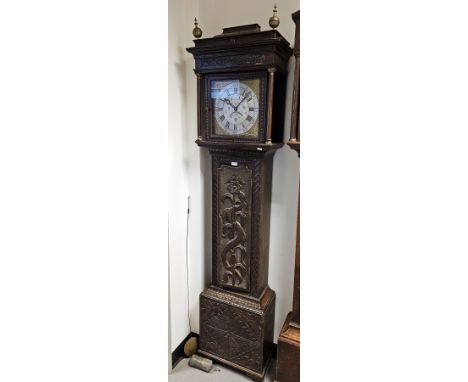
[276,9,300,382]
[187,24,292,381]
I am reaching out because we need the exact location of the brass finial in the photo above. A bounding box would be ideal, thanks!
[269,4,280,29]
[192,17,203,39]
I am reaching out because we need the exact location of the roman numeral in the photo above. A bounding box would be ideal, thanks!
[225,121,230,129]
[246,115,253,122]
[249,107,255,111]
[220,115,225,121]
[233,124,237,131]
[247,97,252,102]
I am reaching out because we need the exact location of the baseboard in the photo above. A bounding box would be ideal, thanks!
[171,332,199,368]
[271,343,278,360]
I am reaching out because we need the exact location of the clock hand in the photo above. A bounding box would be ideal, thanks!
[234,94,248,111]
[222,98,235,108]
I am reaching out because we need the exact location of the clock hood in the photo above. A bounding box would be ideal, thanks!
[186,24,292,74]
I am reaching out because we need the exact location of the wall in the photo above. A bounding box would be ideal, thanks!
[169,0,300,353]
[168,0,201,352]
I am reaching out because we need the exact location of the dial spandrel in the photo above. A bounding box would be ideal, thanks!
[211,79,260,137]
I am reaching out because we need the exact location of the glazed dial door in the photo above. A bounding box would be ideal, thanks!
[210,78,261,138]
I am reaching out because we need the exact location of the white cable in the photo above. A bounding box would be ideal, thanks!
[185,196,191,333]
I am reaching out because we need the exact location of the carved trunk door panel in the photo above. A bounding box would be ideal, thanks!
[217,164,252,292]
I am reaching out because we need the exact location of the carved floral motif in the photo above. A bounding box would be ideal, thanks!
[220,174,249,288]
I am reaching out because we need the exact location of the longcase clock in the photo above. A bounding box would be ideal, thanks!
[187,23,292,381]
[276,10,300,382]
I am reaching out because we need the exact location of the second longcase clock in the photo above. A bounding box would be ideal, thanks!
[187,23,292,380]
[277,10,300,382]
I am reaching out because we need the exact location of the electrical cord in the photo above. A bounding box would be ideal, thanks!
[185,196,192,333]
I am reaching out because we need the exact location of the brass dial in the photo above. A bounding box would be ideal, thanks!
[213,81,259,135]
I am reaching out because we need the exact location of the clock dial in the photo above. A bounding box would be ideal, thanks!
[211,79,260,137]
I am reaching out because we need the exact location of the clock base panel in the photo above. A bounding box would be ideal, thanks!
[276,311,300,382]
[199,285,275,381]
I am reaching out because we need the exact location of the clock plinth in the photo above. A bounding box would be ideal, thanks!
[276,312,300,382]
[199,285,275,381]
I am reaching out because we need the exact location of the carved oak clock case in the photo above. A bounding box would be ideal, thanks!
[187,24,292,381]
